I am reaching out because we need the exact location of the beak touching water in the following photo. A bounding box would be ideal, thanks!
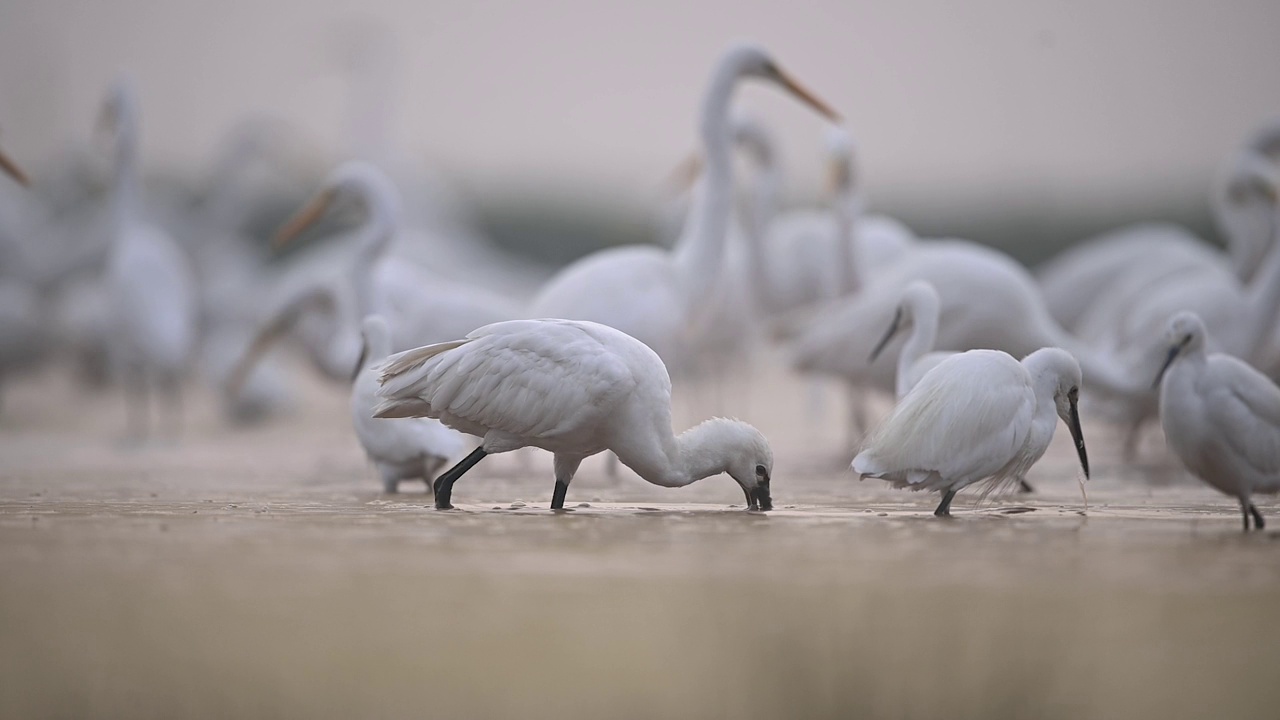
[772,67,842,123]
[744,472,773,512]
[1066,391,1089,480]
[273,189,335,250]
[869,308,904,363]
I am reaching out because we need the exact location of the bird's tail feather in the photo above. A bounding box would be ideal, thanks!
[372,398,435,419]
[377,339,471,384]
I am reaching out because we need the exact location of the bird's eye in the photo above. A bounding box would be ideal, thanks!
[755,464,767,476]
[1183,334,1193,344]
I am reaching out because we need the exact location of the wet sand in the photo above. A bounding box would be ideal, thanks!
[1,357,1278,719]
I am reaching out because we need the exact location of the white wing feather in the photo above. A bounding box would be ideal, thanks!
[855,350,1035,489]
[375,320,638,442]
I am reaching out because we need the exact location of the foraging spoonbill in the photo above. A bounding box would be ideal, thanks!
[852,348,1089,516]
[1154,312,1280,531]
[374,319,774,511]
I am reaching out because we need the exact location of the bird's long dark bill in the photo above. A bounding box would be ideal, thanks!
[868,308,903,363]
[1068,397,1090,480]
[1153,344,1181,389]
[744,476,773,512]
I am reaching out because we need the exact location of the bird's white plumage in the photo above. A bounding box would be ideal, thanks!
[351,315,468,492]
[377,319,640,452]
[1157,312,1280,521]
[855,350,1036,493]
[854,348,1086,507]
[532,43,838,372]
[374,318,774,508]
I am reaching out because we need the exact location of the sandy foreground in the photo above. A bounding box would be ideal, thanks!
[1,354,1277,720]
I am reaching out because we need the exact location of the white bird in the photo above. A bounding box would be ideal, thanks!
[866,280,949,400]
[352,315,468,494]
[373,319,775,511]
[852,347,1090,516]
[98,79,197,440]
[234,162,516,386]
[0,145,49,407]
[531,43,839,370]
[1155,312,1280,531]
[793,239,1141,408]
[746,125,913,323]
[867,279,1038,494]
[1071,162,1280,454]
[1040,147,1279,332]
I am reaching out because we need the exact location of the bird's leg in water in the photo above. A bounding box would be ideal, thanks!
[1018,478,1035,493]
[1250,503,1266,530]
[551,455,582,511]
[422,456,447,497]
[432,448,488,510]
[934,489,957,517]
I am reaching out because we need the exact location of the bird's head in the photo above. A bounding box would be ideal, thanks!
[868,280,939,363]
[718,43,841,123]
[272,161,400,250]
[1154,311,1207,389]
[1024,348,1089,480]
[708,418,774,512]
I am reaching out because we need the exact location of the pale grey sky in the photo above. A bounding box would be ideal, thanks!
[2,0,1277,210]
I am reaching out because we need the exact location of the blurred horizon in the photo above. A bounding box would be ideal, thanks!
[2,0,1278,261]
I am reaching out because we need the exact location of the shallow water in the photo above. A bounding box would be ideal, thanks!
[1,356,1277,719]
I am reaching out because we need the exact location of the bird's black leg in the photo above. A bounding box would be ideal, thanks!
[1018,478,1035,493]
[551,481,569,511]
[934,489,957,517]
[1249,503,1265,531]
[432,448,487,510]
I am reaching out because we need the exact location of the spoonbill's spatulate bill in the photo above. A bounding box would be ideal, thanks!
[1155,312,1280,531]
[352,315,469,494]
[373,319,774,511]
[852,348,1089,516]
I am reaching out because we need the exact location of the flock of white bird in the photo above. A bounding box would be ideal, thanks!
[1,43,1278,530]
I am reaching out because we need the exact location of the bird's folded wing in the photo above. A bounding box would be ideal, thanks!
[862,356,1033,481]
[1212,355,1280,477]
[376,320,637,439]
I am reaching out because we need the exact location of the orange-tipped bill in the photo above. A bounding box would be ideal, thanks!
[273,189,335,250]
[0,147,30,187]
[775,67,842,122]
[664,152,703,193]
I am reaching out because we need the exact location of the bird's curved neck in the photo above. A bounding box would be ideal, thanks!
[674,62,740,308]
[111,118,141,232]
[898,309,937,398]
[349,191,398,314]
[1242,209,1280,359]
[742,150,780,311]
[616,419,731,489]
[1038,318,1144,399]
[833,185,863,297]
